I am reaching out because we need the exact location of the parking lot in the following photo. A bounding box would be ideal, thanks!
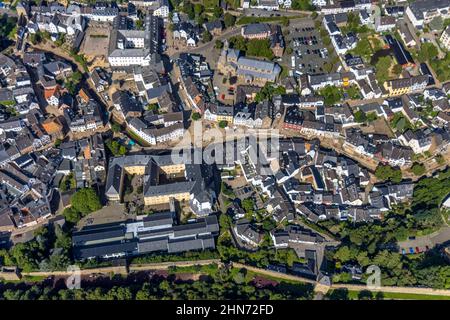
[398,226,450,255]
[284,21,334,76]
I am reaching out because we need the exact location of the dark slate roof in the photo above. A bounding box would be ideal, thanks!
[143,211,174,228]
[72,223,126,245]
[73,239,137,260]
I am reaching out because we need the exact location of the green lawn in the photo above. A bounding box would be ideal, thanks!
[0,275,47,284]
[341,289,450,300]
[168,263,219,276]
[234,268,309,285]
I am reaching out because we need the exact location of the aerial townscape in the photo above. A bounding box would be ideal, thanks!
[0,0,450,302]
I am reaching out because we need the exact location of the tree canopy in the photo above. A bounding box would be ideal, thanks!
[224,13,236,28]
[410,162,426,176]
[0,266,314,300]
[63,188,102,224]
[318,86,343,105]
[375,164,402,183]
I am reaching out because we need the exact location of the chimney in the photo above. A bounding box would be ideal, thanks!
[118,38,124,50]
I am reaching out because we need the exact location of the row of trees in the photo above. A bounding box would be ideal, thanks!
[0,266,314,300]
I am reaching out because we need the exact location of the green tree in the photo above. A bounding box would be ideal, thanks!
[196,15,205,25]
[334,246,354,264]
[183,1,195,20]
[135,19,144,30]
[418,43,438,63]
[344,12,363,34]
[254,83,286,102]
[351,38,372,58]
[291,0,314,10]
[191,112,201,121]
[366,112,378,122]
[202,30,212,42]
[318,86,343,105]
[358,290,374,300]
[54,33,65,47]
[212,6,223,19]
[64,71,82,95]
[119,145,127,156]
[146,103,159,112]
[218,120,228,128]
[241,198,255,213]
[219,213,232,230]
[375,56,392,85]
[228,35,247,51]
[411,162,426,176]
[224,13,236,28]
[354,110,367,123]
[70,188,102,215]
[54,138,62,147]
[375,164,402,183]
[327,288,349,300]
[215,39,223,49]
[435,154,445,165]
[392,64,402,76]
[63,207,81,224]
[106,139,127,156]
[111,123,121,133]
[194,3,204,16]
[29,32,42,45]
[0,249,13,266]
